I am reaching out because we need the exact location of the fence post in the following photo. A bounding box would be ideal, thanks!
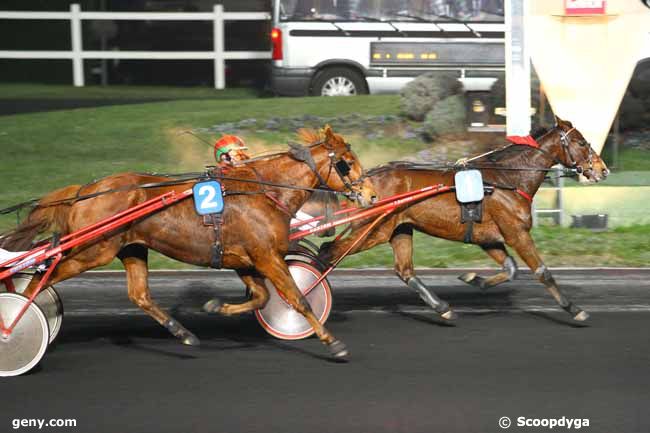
[213,4,225,89]
[70,3,84,87]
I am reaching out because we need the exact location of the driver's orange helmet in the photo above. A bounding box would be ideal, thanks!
[214,135,250,163]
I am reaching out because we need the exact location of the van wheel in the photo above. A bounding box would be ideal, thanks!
[311,67,368,96]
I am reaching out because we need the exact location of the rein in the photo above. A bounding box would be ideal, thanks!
[0,170,357,217]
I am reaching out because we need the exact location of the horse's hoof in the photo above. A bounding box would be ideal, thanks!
[181,332,201,347]
[573,310,589,322]
[458,272,488,291]
[440,309,458,321]
[203,298,222,314]
[328,340,349,359]
[458,272,477,284]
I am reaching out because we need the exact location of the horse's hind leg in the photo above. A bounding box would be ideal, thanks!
[459,242,518,290]
[203,270,269,315]
[390,225,456,320]
[255,252,348,359]
[118,244,199,346]
[503,231,588,321]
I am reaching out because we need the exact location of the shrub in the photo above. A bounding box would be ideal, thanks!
[400,72,462,121]
[423,95,467,137]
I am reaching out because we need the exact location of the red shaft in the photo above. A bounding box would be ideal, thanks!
[289,184,450,241]
[290,184,443,229]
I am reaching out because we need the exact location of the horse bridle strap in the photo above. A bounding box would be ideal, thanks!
[558,127,593,175]
[288,142,332,189]
[289,141,357,195]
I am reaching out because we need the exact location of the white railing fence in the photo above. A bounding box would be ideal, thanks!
[0,4,271,89]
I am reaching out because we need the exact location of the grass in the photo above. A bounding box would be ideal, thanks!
[98,224,650,270]
[78,224,644,270]
[602,147,650,172]
[338,224,650,268]
[0,83,257,100]
[0,93,406,223]
[1,85,649,268]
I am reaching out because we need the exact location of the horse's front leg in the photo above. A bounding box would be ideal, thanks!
[203,270,270,315]
[254,251,348,359]
[459,242,518,290]
[502,230,588,321]
[390,225,456,320]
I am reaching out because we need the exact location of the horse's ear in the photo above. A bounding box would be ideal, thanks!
[554,115,574,129]
[323,124,334,141]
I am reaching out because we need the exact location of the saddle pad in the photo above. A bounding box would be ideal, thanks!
[454,170,484,203]
[193,181,224,216]
[0,248,46,271]
[0,248,27,265]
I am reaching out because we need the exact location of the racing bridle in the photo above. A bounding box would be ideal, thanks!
[557,127,596,175]
[288,139,362,199]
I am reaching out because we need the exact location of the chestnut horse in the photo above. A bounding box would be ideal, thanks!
[319,118,609,322]
[0,126,374,359]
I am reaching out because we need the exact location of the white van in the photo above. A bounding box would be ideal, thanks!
[269,0,506,97]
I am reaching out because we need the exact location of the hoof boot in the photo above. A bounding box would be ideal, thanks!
[203,298,222,314]
[440,309,458,321]
[573,310,589,322]
[181,332,201,346]
[328,340,349,359]
[458,272,477,284]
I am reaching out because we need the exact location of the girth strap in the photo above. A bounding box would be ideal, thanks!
[205,213,224,269]
[464,221,474,244]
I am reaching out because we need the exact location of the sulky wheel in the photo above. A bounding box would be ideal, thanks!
[255,259,333,340]
[3,273,63,343]
[0,292,50,377]
[285,249,329,272]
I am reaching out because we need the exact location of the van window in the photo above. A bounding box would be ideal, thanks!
[279,0,504,22]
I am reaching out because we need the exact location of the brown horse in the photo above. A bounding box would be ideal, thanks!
[319,117,609,322]
[0,126,375,359]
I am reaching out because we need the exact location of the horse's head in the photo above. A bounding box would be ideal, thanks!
[317,125,376,207]
[550,116,609,183]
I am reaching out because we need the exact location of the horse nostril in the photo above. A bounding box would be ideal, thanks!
[371,195,378,204]
[603,168,610,177]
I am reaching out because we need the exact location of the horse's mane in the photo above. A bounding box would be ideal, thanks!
[366,126,555,176]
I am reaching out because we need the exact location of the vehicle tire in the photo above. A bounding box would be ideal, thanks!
[311,67,368,96]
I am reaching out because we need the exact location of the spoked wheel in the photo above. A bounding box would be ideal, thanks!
[3,273,63,343]
[0,292,50,377]
[255,259,333,340]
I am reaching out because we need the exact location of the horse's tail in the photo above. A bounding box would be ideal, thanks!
[0,184,80,251]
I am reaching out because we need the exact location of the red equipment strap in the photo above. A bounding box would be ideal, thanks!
[506,135,540,148]
[265,192,293,217]
[516,189,533,203]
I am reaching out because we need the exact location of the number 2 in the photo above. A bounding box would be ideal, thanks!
[199,185,219,210]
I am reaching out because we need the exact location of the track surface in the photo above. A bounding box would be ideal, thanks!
[3,269,650,433]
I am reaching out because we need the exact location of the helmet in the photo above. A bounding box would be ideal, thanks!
[214,135,249,162]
